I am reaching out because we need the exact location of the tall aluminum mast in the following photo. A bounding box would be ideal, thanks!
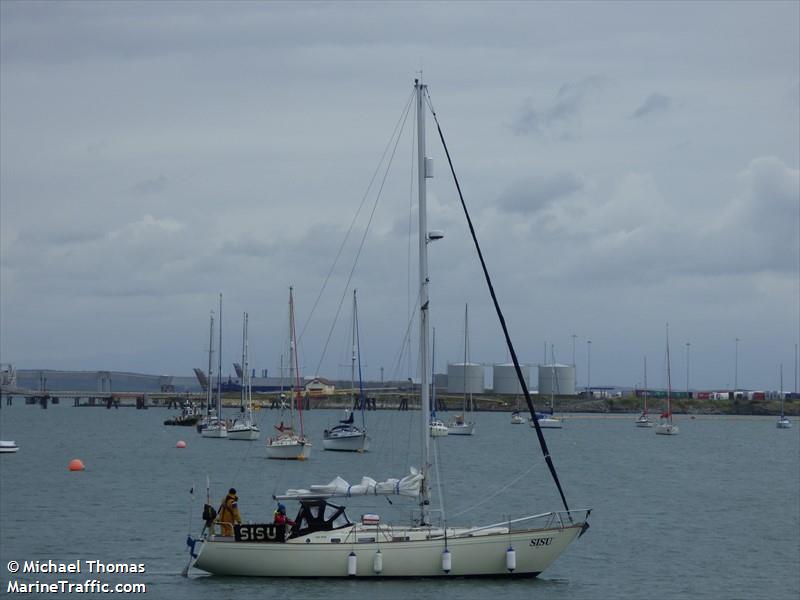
[415,79,432,524]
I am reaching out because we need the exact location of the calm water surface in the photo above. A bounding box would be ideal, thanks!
[1,405,798,599]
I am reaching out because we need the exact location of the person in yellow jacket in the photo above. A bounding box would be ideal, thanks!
[216,488,242,536]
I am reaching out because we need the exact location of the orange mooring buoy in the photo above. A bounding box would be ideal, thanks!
[68,459,85,471]
[176,440,187,449]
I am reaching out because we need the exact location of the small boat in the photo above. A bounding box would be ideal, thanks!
[228,312,260,441]
[164,402,202,426]
[531,347,564,429]
[655,324,679,436]
[777,364,792,429]
[448,304,476,436]
[266,287,312,460]
[0,440,19,454]
[531,413,563,429]
[199,295,228,438]
[429,328,449,437]
[636,357,653,428]
[429,417,449,437]
[323,291,370,452]
[510,411,525,424]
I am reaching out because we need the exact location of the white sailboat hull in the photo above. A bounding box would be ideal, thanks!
[776,417,792,429]
[201,425,228,438]
[447,422,475,435]
[228,426,260,441]
[531,417,563,429]
[655,423,679,435]
[323,432,370,452]
[193,522,584,578]
[266,439,312,460]
[0,441,19,453]
[429,423,449,437]
[635,416,653,428]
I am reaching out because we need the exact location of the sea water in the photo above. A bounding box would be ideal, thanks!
[1,405,798,599]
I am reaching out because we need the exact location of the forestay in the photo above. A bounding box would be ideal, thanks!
[276,469,423,500]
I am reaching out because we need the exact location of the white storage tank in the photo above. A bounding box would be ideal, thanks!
[538,364,576,396]
[446,362,484,394]
[492,363,530,395]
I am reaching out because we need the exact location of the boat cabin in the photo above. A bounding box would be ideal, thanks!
[289,500,352,539]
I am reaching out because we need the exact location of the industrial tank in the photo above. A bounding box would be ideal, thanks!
[446,362,485,394]
[537,364,576,396]
[492,363,530,395]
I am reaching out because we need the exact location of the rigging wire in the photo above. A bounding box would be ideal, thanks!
[298,90,415,344]
[425,88,572,516]
[447,461,541,520]
[312,97,414,377]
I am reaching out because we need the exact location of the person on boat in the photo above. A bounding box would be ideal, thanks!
[273,503,295,527]
[216,488,242,536]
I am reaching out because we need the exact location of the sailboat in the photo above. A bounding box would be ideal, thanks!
[776,364,791,429]
[0,441,19,454]
[448,304,475,435]
[265,287,312,460]
[200,302,228,439]
[636,357,653,427]
[323,290,371,451]
[190,78,589,578]
[429,327,449,437]
[228,312,261,441]
[531,347,563,429]
[655,324,679,436]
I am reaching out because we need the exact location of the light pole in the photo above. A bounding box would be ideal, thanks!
[734,337,739,395]
[571,334,577,367]
[587,340,592,398]
[685,342,691,398]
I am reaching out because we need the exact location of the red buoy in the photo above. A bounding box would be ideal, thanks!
[68,459,85,471]
[176,440,187,449]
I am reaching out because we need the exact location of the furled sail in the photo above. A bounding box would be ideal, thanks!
[275,468,422,500]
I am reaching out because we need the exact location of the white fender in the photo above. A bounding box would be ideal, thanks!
[506,546,516,572]
[441,548,452,574]
[347,551,357,576]
[373,550,383,574]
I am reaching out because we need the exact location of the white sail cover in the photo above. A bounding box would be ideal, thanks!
[276,468,423,500]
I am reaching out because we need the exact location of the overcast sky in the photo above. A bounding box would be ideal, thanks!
[1,1,798,391]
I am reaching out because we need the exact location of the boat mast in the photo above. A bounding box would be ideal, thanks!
[289,287,305,438]
[241,312,247,413]
[206,311,215,419]
[643,356,648,415]
[355,290,366,430]
[217,293,223,420]
[780,363,785,419]
[415,78,432,523]
[351,290,357,411]
[550,344,556,415]
[666,323,672,425]
[243,312,251,414]
[463,304,468,414]
[288,288,296,431]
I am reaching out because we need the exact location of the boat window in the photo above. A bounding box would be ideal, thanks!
[289,500,352,539]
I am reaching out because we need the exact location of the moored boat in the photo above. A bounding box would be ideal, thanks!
[0,440,19,454]
[188,78,589,579]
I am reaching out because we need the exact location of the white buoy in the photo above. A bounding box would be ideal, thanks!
[506,546,516,572]
[441,548,452,574]
[347,551,357,576]
[373,550,383,574]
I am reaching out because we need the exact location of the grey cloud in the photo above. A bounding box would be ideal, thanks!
[497,173,584,215]
[631,93,672,118]
[130,174,167,196]
[511,77,607,138]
